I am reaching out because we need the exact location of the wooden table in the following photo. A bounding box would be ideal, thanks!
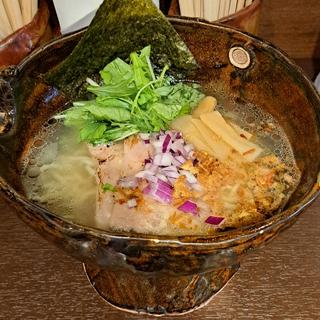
[1,2,320,314]
[1,194,320,319]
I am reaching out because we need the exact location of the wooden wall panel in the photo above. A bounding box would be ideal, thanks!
[259,0,320,59]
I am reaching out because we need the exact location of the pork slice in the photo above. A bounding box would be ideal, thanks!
[105,200,172,234]
[122,135,153,176]
[88,136,153,230]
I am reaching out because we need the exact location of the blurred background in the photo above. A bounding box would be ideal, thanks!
[0,0,319,81]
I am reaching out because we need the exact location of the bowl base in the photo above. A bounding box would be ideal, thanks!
[83,262,239,315]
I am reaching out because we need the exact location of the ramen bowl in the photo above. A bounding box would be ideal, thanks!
[0,18,319,315]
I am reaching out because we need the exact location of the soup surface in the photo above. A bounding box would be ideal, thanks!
[21,100,301,236]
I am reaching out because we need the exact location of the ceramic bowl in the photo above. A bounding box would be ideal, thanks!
[0,18,319,316]
[0,0,60,68]
[168,0,262,34]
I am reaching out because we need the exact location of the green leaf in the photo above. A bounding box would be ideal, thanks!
[80,123,107,142]
[96,97,131,109]
[154,86,173,96]
[60,45,204,145]
[87,82,137,98]
[87,105,131,122]
[151,102,182,121]
[100,58,133,85]
[45,0,198,98]
[64,106,95,127]
[101,125,139,143]
[102,183,116,192]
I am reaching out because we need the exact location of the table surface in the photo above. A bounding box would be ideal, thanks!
[1,55,320,320]
[1,196,320,320]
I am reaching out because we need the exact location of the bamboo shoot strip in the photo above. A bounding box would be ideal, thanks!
[0,0,13,36]
[245,0,253,6]
[179,0,194,17]
[200,111,262,161]
[191,118,232,161]
[31,0,38,18]
[3,0,24,31]
[229,0,237,14]
[236,0,245,11]
[20,0,33,25]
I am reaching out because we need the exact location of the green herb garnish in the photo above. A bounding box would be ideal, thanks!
[45,0,197,96]
[102,183,116,192]
[60,46,204,145]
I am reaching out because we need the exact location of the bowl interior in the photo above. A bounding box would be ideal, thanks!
[0,19,320,243]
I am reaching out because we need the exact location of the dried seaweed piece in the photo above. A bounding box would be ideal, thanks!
[45,0,197,97]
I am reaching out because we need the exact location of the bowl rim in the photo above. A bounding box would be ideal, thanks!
[1,18,320,248]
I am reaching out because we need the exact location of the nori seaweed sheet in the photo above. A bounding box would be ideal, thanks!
[45,0,197,97]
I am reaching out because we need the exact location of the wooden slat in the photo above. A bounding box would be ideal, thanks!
[0,0,13,38]
[3,0,24,32]
[178,0,194,16]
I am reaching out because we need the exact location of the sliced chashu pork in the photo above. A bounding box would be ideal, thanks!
[88,135,175,233]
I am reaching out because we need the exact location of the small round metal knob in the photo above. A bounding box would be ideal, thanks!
[229,46,251,69]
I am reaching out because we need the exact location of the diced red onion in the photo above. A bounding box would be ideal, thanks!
[162,165,178,172]
[157,178,173,191]
[181,170,198,184]
[135,169,156,179]
[162,134,172,153]
[135,131,201,204]
[154,189,172,203]
[127,198,137,208]
[205,216,224,225]
[156,173,169,182]
[118,177,138,189]
[164,170,180,179]
[139,133,150,140]
[153,153,173,167]
[145,174,158,183]
[144,179,173,204]
[143,184,152,194]
[175,155,186,164]
[178,200,198,215]
[170,140,185,155]
[184,144,194,153]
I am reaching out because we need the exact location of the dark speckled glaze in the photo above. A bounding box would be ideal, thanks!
[0,19,320,315]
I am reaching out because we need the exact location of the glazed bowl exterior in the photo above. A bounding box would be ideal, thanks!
[0,18,319,314]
